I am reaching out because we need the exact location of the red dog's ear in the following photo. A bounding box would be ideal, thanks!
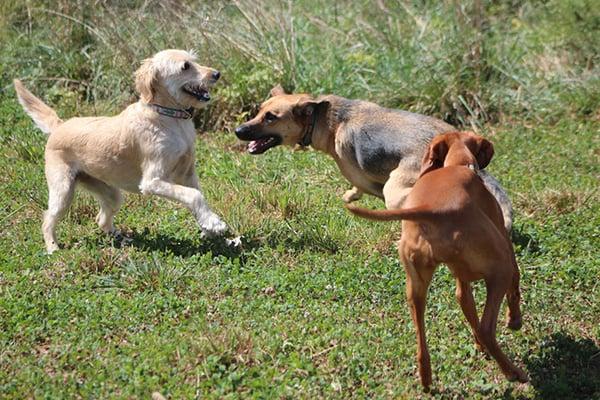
[419,139,448,177]
[269,84,287,97]
[476,137,494,169]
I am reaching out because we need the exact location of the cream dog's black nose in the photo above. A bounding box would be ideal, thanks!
[212,71,221,81]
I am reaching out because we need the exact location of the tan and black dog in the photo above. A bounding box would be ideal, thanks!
[235,86,513,230]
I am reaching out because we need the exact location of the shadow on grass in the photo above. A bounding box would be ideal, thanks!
[127,230,340,258]
[262,230,340,254]
[424,333,599,400]
[525,332,600,400]
[79,229,249,259]
[511,226,542,255]
[80,224,340,260]
[127,231,247,259]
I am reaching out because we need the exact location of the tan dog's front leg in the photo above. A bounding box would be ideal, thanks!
[455,279,485,352]
[342,186,363,203]
[139,176,228,237]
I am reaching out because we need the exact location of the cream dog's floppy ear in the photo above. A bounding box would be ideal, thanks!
[419,139,448,177]
[135,58,156,103]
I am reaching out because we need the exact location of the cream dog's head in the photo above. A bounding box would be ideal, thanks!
[135,49,220,109]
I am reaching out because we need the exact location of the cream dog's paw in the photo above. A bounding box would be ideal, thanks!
[225,236,242,248]
[46,242,60,254]
[200,214,229,238]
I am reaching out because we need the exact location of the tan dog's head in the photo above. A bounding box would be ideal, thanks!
[135,49,220,109]
[420,131,494,177]
[235,85,328,154]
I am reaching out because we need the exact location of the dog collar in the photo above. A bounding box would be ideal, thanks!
[149,104,194,119]
[299,110,318,147]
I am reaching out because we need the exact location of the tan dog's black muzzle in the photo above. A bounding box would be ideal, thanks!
[234,124,252,140]
[234,124,282,154]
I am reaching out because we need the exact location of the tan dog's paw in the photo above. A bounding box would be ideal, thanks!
[516,369,529,383]
[342,187,363,203]
[507,316,522,331]
[475,340,486,353]
[506,367,529,383]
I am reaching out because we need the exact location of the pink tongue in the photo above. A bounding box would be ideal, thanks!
[248,138,269,152]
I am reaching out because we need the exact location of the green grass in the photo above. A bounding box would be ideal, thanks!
[1,94,598,398]
[1,1,599,399]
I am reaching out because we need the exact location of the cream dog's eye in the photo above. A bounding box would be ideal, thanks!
[265,112,277,122]
[182,62,190,71]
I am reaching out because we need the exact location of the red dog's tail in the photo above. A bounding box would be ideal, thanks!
[345,204,435,221]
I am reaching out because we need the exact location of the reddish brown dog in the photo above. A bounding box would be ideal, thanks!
[347,131,528,389]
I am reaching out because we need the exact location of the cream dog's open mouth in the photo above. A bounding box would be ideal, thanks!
[183,84,210,102]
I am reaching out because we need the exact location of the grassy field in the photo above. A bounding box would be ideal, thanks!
[1,1,599,399]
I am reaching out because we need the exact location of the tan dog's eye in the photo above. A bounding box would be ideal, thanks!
[265,112,277,123]
[182,62,190,71]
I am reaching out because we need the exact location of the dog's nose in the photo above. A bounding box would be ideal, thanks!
[235,125,245,136]
[212,70,221,81]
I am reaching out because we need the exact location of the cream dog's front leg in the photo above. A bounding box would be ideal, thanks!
[139,175,228,237]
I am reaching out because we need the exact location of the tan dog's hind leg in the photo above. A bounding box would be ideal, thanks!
[478,274,528,383]
[402,250,436,390]
[455,279,485,352]
[505,260,523,330]
[342,186,363,203]
[43,160,76,253]
[79,175,123,234]
[383,162,417,209]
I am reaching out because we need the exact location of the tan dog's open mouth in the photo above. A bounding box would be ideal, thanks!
[247,135,282,154]
[182,84,210,102]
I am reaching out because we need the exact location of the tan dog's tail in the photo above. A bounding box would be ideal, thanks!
[14,79,62,135]
[346,204,435,221]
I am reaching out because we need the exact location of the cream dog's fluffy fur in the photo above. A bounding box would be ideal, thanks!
[14,49,228,254]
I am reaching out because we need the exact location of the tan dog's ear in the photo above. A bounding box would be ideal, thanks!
[269,84,287,97]
[419,139,448,177]
[475,137,494,169]
[135,58,156,103]
[293,98,329,118]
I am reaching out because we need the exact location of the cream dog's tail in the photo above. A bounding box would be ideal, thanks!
[13,79,62,135]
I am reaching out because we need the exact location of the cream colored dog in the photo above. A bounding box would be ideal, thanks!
[14,49,229,254]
